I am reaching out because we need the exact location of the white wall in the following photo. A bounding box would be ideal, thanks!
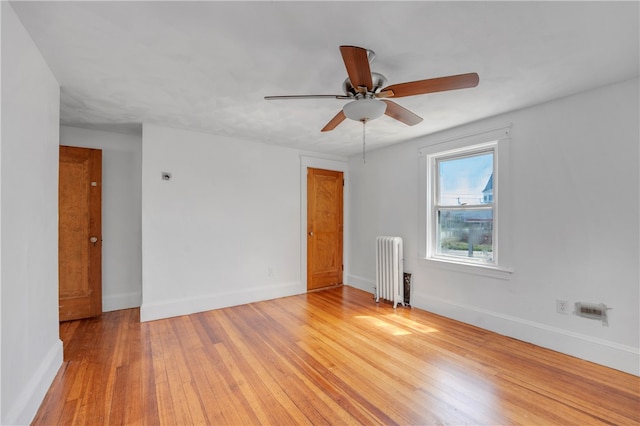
[1,4,4,419]
[346,77,640,375]
[60,126,143,312]
[141,124,309,321]
[1,3,63,424]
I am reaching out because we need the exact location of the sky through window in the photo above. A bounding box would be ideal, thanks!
[438,153,493,206]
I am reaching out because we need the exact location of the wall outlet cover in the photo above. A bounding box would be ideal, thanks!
[556,299,569,315]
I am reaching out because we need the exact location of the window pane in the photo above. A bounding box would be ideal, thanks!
[438,152,493,206]
[437,208,493,262]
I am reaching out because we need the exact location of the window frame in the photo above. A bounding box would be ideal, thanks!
[419,125,513,278]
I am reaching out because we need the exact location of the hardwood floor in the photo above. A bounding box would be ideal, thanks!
[33,286,639,425]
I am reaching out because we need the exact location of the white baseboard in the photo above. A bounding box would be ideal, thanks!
[140,281,304,322]
[103,291,141,312]
[345,274,376,294]
[3,339,63,426]
[345,274,639,376]
[412,293,640,376]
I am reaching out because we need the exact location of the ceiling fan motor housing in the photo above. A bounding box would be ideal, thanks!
[343,72,388,97]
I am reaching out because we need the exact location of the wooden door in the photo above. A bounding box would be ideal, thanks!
[307,168,343,290]
[59,146,102,321]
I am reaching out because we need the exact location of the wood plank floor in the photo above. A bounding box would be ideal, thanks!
[33,286,639,425]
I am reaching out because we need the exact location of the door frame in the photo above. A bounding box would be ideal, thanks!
[300,156,349,291]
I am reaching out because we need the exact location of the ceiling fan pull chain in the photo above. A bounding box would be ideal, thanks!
[362,120,366,164]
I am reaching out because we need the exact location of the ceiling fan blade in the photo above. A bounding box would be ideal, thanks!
[339,46,373,91]
[382,100,423,126]
[265,94,350,100]
[321,110,346,132]
[382,73,479,98]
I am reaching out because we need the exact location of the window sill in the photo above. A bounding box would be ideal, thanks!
[420,256,513,280]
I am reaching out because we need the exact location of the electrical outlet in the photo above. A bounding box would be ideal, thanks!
[556,299,569,315]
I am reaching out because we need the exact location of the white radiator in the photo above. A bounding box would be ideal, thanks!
[375,236,404,309]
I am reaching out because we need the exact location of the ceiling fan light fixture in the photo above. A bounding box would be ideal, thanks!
[343,99,386,122]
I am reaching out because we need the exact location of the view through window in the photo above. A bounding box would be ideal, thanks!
[435,149,494,263]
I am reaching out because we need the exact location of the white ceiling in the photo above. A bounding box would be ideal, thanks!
[9,1,639,156]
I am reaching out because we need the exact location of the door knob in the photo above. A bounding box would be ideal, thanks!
[90,236,98,245]
[308,231,314,236]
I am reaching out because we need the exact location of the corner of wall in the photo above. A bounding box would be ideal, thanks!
[2,340,63,425]
[2,2,64,422]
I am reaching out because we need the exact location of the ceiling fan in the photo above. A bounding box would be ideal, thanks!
[265,45,479,132]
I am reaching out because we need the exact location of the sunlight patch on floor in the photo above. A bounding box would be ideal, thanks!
[354,315,412,336]
[382,314,439,334]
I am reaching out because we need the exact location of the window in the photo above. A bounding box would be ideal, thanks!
[434,147,495,264]
[419,126,512,276]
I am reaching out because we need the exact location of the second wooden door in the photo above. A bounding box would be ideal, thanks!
[59,146,102,321]
[307,168,343,291]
